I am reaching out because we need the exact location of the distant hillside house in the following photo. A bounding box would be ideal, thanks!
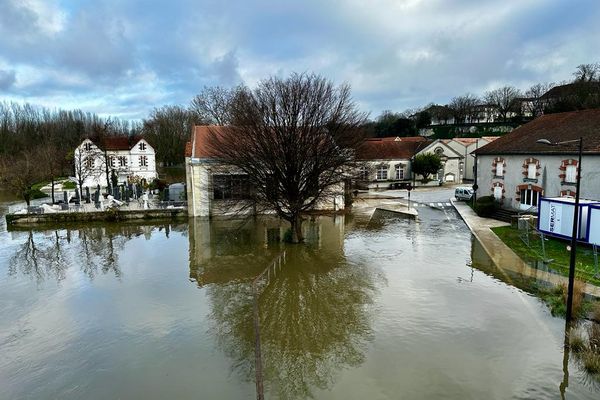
[473,109,600,211]
[185,126,344,217]
[74,137,157,189]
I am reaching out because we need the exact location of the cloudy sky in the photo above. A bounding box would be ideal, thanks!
[0,0,599,120]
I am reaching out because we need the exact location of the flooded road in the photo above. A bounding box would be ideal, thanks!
[0,196,598,399]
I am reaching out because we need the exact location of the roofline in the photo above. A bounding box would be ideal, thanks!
[474,151,600,156]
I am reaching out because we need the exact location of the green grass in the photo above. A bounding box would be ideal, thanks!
[492,225,600,286]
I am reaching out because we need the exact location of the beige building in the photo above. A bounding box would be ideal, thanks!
[185,126,345,217]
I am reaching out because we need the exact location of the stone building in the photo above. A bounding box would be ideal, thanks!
[473,109,600,211]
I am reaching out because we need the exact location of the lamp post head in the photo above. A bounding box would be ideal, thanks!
[536,139,554,146]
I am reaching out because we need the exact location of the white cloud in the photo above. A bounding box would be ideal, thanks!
[0,0,599,119]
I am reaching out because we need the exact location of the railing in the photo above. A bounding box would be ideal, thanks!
[252,250,287,400]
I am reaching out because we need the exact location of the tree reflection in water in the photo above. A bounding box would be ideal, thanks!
[7,224,184,283]
[194,216,383,399]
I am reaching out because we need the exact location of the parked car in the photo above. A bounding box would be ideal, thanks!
[455,187,474,201]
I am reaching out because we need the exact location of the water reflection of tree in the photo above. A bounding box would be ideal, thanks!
[9,231,69,283]
[208,245,381,400]
[7,223,185,283]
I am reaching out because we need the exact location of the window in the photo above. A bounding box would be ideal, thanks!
[139,155,148,167]
[119,156,127,167]
[359,166,369,180]
[496,163,504,177]
[520,188,539,207]
[109,156,115,168]
[84,142,92,151]
[139,142,147,151]
[376,165,388,180]
[213,174,251,200]
[493,186,502,200]
[565,165,577,183]
[84,157,95,169]
[395,165,404,180]
[527,163,536,179]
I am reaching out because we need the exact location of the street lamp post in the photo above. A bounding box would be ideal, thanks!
[536,137,583,323]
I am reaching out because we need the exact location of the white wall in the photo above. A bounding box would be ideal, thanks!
[476,154,600,210]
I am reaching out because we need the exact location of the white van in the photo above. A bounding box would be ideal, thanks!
[455,187,474,201]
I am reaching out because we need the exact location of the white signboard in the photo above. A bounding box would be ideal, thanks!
[588,206,600,246]
[538,199,576,240]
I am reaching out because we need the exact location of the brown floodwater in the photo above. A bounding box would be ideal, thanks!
[0,197,598,399]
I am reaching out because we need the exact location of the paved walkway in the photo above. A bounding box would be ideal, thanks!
[452,199,600,297]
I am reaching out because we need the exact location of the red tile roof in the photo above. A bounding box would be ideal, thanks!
[187,126,232,158]
[357,138,429,160]
[92,135,145,151]
[474,109,600,155]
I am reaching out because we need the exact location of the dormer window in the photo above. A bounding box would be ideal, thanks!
[139,142,147,151]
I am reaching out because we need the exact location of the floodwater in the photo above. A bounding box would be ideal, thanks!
[0,195,598,399]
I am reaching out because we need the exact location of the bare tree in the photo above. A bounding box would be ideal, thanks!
[484,86,522,122]
[189,85,245,125]
[524,82,555,117]
[573,63,600,82]
[143,105,200,166]
[448,94,479,124]
[0,147,46,206]
[39,144,68,203]
[206,73,367,243]
[71,142,104,200]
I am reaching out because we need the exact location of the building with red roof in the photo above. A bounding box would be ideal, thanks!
[473,109,600,210]
[74,136,157,189]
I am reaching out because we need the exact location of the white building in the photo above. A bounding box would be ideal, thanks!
[185,126,344,217]
[445,137,499,181]
[74,136,158,189]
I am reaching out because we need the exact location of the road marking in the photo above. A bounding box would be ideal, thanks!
[444,202,451,206]
[437,202,443,207]
[429,203,435,207]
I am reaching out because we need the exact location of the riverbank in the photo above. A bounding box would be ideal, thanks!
[6,208,187,227]
[451,199,600,298]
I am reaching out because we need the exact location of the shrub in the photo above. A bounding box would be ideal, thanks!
[560,280,586,319]
[62,181,76,189]
[582,350,600,374]
[570,330,587,353]
[473,195,497,217]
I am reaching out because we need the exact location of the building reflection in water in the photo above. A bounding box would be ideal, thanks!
[189,215,382,399]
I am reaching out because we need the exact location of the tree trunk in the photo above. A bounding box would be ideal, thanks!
[290,214,304,243]
[51,177,55,204]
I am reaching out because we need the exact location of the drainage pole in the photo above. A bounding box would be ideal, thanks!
[252,284,264,400]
